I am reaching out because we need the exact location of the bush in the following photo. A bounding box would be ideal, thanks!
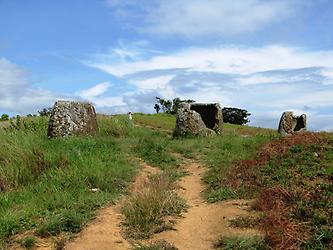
[222,107,251,125]
[0,114,9,121]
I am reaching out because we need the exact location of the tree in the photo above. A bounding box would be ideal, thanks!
[155,97,172,113]
[0,114,9,121]
[222,107,251,125]
[155,97,195,114]
[154,104,160,114]
[170,97,195,114]
[38,107,52,116]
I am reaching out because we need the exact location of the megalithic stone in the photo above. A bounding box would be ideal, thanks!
[47,100,98,138]
[173,102,223,137]
[278,111,306,136]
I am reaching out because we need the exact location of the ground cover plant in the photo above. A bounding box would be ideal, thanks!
[122,173,186,239]
[0,114,179,248]
[217,132,333,249]
[1,113,331,250]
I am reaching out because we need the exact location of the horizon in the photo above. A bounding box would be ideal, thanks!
[1,0,333,131]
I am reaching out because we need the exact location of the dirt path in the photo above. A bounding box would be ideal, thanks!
[149,160,261,250]
[65,162,160,250]
[11,158,260,250]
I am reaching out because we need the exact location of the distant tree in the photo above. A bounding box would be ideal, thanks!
[155,97,195,114]
[0,114,9,121]
[222,107,251,125]
[170,97,195,114]
[154,104,160,114]
[155,97,172,113]
[38,107,52,116]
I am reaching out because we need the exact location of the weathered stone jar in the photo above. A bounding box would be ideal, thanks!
[47,101,98,138]
[278,111,306,136]
[173,102,223,137]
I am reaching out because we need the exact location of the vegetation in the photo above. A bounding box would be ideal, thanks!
[215,132,333,249]
[134,240,178,250]
[0,115,151,247]
[38,107,52,117]
[0,112,331,249]
[122,173,186,239]
[18,236,37,249]
[0,114,9,121]
[154,97,194,114]
[214,236,268,250]
[222,107,251,125]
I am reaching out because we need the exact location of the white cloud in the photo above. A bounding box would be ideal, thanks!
[146,0,292,37]
[0,58,65,114]
[129,75,175,91]
[75,82,111,99]
[87,45,333,77]
[105,0,297,38]
[321,67,333,85]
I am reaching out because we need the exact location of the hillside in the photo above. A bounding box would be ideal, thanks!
[0,114,332,250]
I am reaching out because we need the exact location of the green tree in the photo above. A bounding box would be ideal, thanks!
[0,114,9,121]
[155,97,195,114]
[170,97,194,114]
[222,107,251,125]
[38,107,52,116]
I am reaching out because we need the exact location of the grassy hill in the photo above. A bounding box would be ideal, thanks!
[0,114,331,249]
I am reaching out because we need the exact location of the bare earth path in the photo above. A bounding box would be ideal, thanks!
[11,158,260,250]
[149,159,261,250]
[64,162,160,250]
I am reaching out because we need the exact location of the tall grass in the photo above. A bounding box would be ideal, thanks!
[122,173,186,239]
[0,115,138,247]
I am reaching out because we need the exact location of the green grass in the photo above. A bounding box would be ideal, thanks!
[122,173,186,239]
[1,112,330,250]
[134,240,178,250]
[214,236,268,250]
[0,115,176,247]
[18,235,37,249]
[133,113,176,131]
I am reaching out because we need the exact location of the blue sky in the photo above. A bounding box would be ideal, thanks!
[1,0,333,131]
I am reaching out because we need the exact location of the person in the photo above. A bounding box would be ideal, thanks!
[128,112,132,121]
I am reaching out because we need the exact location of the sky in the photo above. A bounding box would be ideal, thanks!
[1,0,333,131]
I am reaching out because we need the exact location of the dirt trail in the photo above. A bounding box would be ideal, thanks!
[11,158,260,250]
[65,162,160,250]
[149,160,261,250]
[9,162,159,250]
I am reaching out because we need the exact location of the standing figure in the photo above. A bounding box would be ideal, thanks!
[128,112,132,121]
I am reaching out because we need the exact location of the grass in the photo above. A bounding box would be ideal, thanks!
[133,113,176,131]
[18,235,37,249]
[122,173,186,239]
[218,132,333,249]
[1,112,331,250]
[134,240,178,250]
[214,236,268,250]
[229,216,260,229]
[0,114,181,247]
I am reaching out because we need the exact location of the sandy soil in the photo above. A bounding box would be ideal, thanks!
[148,160,261,250]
